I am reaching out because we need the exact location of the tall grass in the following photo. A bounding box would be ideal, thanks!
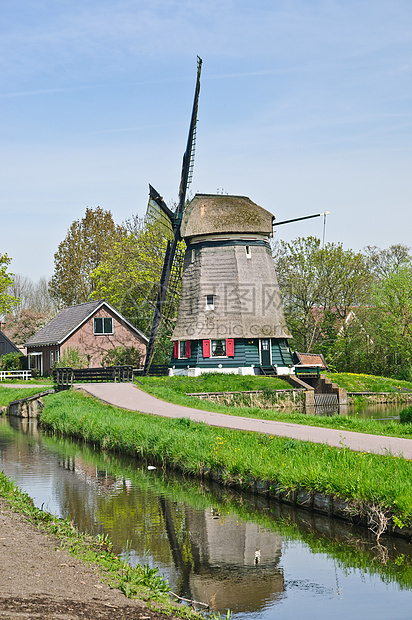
[39,390,412,525]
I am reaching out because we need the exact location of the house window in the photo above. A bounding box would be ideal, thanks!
[245,245,252,258]
[50,350,59,367]
[206,295,215,311]
[211,339,226,357]
[179,340,191,359]
[94,317,113,334]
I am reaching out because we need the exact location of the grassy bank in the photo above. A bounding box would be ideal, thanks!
[30,435,412,592]
[39,390,412,527]
[327,373,412,392]
[0,386,51,406]
[136,375,412,439]
[0,469,200,618]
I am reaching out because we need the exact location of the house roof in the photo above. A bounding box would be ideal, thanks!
[25,300,148,347]
[181,194,274,239]
[293,351,328,369]
[0,330,20,355]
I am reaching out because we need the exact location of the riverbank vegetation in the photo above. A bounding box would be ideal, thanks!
[24,432,412,594]
[0,469,201,618]
[39,390,412,528]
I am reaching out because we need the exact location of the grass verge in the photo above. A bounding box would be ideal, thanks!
[327,373,412,392]
[0,469,201,619]
[136,376,412,439]
[39,390,412,527]
[0,386,51,406]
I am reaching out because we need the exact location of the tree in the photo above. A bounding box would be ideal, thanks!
[367,265,412,379]
[4,308,51,345]
[273,237,372,369]
[0,253,18,316]
[49,207,123,307]
[91,217,184,363]
[364,244,411,281]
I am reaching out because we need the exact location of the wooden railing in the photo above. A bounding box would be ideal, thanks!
[54,366,134,389]
[295,365,321,379]
[134,364,169,377]
[0,370,32,381]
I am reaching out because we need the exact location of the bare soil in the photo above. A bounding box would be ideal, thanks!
[0,499,179,620]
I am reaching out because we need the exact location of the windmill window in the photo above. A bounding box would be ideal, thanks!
[94,317,113,334]
[179,340,191,359]
[245,246,252,258]
[211,339,226,357]
[206,295,215,310]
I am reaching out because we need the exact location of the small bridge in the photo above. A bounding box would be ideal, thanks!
[54,366,134,390]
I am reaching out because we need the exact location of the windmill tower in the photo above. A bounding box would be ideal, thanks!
[170,194,294,376]
[142,57,328,375]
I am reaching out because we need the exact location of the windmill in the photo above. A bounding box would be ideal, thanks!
[143,57,202,374]
[142,56,330,376]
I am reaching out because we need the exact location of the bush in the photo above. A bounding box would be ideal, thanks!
[0,352,24,371]
[101,346,144,368]
[400,406,412,424]
[54,347,88,369]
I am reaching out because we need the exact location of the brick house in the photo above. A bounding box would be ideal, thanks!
[25,300,148,376]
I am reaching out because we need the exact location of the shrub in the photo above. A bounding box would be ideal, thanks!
[0,352,24,370]
[101,346,144,368]
[400,406,412,424]
[54,347,88,369]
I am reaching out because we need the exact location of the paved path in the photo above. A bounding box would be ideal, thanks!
[75,383,412,459]
[1,384,53,389]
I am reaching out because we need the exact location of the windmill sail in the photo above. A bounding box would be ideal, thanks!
[143,57,202,374]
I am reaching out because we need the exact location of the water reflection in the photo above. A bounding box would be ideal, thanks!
[1,416,412,619]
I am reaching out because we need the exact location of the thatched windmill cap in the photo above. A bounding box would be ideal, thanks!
[181,194,274,239]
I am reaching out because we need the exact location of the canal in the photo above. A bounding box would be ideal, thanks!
[1,415,412,619]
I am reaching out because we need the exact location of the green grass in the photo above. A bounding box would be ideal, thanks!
[135,376,412,439]
[0,470,201,618]
[0,386,51,406]
[327,372,412,392]
[39,390,412,525]
[29,431,412,592]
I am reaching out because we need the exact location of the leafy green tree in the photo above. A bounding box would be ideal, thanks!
[368,265,412,379]
[49,207,123,307]
[0,253,18,315]
[91,218,184,364]
[274,237,372,369]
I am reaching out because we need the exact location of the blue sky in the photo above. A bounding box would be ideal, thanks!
[2,0,412,280]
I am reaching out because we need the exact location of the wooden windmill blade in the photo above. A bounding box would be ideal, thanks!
[143,57,202,374]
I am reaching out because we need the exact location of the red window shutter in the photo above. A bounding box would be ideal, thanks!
[186,340,191,358]
[203,339,211,358]
[227,338,235,357]
[173,341,179,358]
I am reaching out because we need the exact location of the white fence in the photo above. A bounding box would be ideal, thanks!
[0,370,32,381]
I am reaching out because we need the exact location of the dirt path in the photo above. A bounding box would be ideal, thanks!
[0,499,178,620]
[76,383,412,459]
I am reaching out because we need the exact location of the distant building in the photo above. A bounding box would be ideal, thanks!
[170,194,294,376]
[0,324,20,357]
[25,300,148,376]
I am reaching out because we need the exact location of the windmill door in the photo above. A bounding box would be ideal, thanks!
[260,339,271,366]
